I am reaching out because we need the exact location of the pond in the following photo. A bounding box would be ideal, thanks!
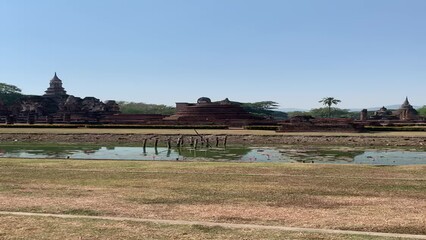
[0,144,425,165]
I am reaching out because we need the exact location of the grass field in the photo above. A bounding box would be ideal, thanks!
[0,215,398,240]
[0,158,425,239]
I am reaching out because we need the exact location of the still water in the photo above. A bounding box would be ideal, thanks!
[0,144,425,165]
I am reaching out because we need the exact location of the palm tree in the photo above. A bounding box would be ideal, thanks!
[319,97,341,118]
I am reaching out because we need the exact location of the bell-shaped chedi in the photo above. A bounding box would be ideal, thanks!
[165,97,265,125]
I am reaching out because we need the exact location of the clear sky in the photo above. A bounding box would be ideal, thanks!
[0,0,425,109]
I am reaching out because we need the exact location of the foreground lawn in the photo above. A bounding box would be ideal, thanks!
[0,158,425,237]
[0,215,402,240]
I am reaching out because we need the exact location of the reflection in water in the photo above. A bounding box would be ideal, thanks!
[354,151,426,165]
[0,145,425,165]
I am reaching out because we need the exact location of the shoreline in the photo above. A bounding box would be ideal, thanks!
[1,132,426,147]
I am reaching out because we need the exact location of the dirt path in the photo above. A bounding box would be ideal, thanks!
[1,211,425,239]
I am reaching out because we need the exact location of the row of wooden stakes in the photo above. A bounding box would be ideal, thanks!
[143,136,228,150]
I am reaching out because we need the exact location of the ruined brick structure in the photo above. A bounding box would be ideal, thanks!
[396,97,419,121]
[1,76,275,126]
[164,97,267,126]
[278,116,364,132]
[366,97,419,121]
[2,73,120,124]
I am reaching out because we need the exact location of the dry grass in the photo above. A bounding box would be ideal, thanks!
[0,215,396,240]
[0,158,425,237]
[1,126,426,137]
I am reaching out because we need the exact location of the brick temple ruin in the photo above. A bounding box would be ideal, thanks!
[359,97,419,121]
[278,97,423,132]
[163,97,269,126]
[1,73,120,124]
[0,74,270,126]
[277,116,364,132]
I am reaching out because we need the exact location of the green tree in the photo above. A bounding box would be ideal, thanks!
[417,106,426,117]
[0,83,22,106]
[309,107,357,119]
[117,101,176,115]
[287,111,310,118]
[319,97,341,118]
[242,101,279,110]
[241,101,287,120]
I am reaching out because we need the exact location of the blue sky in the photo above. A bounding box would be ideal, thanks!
[0,0,425,109]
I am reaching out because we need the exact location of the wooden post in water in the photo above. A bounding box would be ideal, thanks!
[215,136,219,147]
[223,136,228,148]
[194,139,198,149]
[176,137,181,147]
[154,138,159,149]
[143,139,147,153]
[167,138,171,149]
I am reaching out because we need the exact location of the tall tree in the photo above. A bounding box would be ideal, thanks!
[0,83,22,106]
[319,97,341,118]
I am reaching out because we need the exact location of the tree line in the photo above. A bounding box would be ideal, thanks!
[118,100,289,120]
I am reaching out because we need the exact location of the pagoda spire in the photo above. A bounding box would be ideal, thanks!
[51,72,61,82]
[44,73,67,96]
[401,96,412,109]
